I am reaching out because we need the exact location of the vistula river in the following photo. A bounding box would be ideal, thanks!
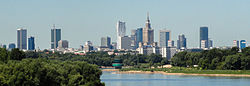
[101,71,250,86]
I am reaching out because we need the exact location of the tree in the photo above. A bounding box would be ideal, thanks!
[9,48,25,60]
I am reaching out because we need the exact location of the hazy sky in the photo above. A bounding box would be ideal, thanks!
[0,0,250,49]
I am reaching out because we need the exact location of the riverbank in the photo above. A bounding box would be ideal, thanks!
[115,71,250,77]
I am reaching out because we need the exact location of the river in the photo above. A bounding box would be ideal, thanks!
[101,71,250,86]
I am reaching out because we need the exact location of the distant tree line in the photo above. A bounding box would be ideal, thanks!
[0,48,104,86]
[171,47,250,70]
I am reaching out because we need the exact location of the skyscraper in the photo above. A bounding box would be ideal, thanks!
[143,13,154,45]
[200,27,208,48]
[51,25,61,49]
[177,34,187,49]
[159,30,171,47]
[17,28,27,50]
[28,36,35,50]
[101,36,111,48]
[130,30,137,49]
[116,21,126,49]
[135,28,143,48]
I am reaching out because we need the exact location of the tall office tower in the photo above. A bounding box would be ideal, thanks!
[118,36,131,50]
[208,39,213,48]
[116,21,126,49]
[17,28,27,50]
[177,34,187,49]
[136,28,143,48]
[8,43,16,50]
[200,27,208,48]
[159,30,171,47]
[240,40,246,49]
[58,40,69,49]
[233,40,240,48]
[143,13,154,45]
[51,25,61,49]
[28,36,35,50]
[131,30,137,49]
[101,36,111,48]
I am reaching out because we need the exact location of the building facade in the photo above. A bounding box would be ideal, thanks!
[118,36,132,50]
[159,30,171,47]
[51,26,61,49]
[8,43,16,50]
[177,34,187,49]
[200,27,208,48]
[240,40,246,49]
[17,28,27,50]
[58,40,69,49]
[101,36,111,48]
[143,13,154,45]
[28,36,35,50]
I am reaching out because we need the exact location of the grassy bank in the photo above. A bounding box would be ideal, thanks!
[120,67,250,75]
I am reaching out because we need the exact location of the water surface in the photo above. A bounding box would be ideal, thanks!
[101,71,250,86]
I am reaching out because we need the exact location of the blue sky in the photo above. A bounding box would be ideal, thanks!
[0,0,250,49]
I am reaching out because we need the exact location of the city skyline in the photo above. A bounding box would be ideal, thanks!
[0,0,250,49]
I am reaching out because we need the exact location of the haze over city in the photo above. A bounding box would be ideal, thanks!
[0,0,250,49]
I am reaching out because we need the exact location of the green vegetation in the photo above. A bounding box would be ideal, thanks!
[120,67,250,75]
[0,48,104,86]
[171,47,250,70]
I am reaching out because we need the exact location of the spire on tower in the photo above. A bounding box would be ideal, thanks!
[147,12,149,21]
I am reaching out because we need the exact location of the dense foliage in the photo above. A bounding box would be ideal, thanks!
[171,47,250,70]
[0,48,104,86]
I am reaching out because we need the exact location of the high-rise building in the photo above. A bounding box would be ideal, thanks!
[118,36,131,50]
[58,40,69,49]
[177,34,187,49]
[28,36,35,50]
[8,43,16,50]
[200,27,208,48]
[159,30,171,47]
[131,29,137,49]
[17,28,27,50]
[143,13,154,45]
[136,28,143,47]
[116,21,126,49]
[233,40,240,48]
[51,25,61,49]
[101,36,111,48]
[240,40,246,49]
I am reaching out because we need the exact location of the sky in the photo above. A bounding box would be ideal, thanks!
[0,0,250,49]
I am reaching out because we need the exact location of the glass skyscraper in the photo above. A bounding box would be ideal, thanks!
[200,27,208,48]
[159,30,171,47]
[28,36,35,50]
[136,28,143,48]
[17,28,27,50]
[177,34,187,49]
[51,26,61,49]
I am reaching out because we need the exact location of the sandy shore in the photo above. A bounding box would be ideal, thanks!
[101,69,120,71]
[115,71,250,77]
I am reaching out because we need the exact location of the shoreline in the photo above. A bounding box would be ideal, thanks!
[113,71,250,77]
